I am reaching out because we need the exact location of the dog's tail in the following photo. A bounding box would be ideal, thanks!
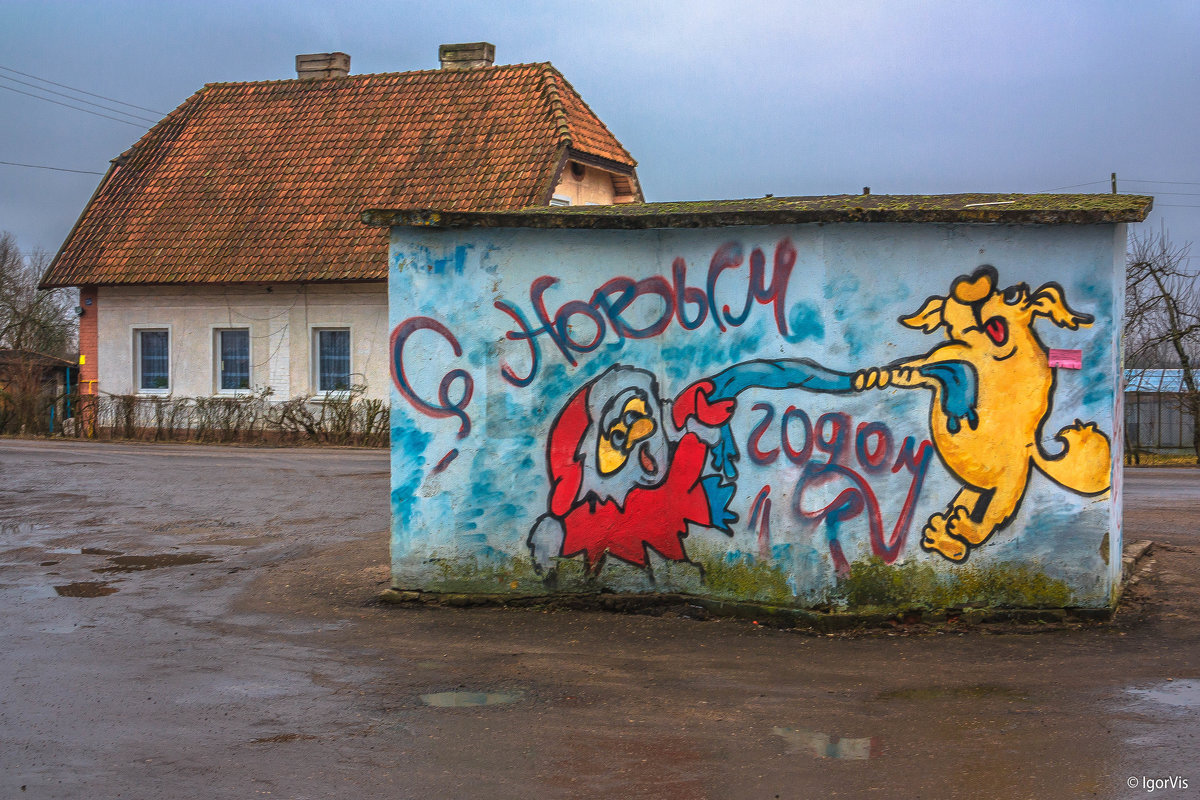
[1032,421,1111,495]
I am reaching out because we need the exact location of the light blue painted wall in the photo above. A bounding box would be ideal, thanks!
[387,222,1124,607]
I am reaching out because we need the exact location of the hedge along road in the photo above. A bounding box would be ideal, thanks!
[1,438,1197,800]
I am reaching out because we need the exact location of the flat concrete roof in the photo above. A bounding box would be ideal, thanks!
[362,193,1153,230]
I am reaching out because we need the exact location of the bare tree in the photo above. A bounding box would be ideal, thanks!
[0,231,76,357]
[0,231,77,433]
[1125,230,1200,462]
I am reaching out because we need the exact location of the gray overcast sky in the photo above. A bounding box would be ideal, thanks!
[2,0,1198,261]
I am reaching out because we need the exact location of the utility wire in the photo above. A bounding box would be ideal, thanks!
[0,84,147,128]
[0,64,166,116]
[1123,179,1200,187]
[1039,180,1109,192]
[0,159,104,175]
[0,74,158,124]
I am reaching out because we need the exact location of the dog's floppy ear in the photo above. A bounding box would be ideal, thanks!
[899,296,946,333]
[1027,283,1094,330]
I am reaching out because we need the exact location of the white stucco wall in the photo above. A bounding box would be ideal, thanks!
[96,283,389,401]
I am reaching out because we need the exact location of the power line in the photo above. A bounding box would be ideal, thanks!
[0,159,104,175]
[0,74,158,124]
[1123,178,1200,187]
[1156,204,1200,209]
[1039,180,1109,192]
[0,64,166,116]
[0,84,147,128]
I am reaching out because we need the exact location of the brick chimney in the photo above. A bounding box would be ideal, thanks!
[438,42,495,70]
[295,52,351,80]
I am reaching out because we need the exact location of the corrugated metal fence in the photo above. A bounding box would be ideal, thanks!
[1125,369,1195,451]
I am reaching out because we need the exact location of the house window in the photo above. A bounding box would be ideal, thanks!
[216,328,251,391]
[135,329,170,392]
[314,328,351,393]
[549,195,571,207]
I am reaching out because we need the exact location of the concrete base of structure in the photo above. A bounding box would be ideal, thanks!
[381,539,1155,631]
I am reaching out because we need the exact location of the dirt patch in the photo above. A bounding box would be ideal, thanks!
[248,733,318,744]
[93,553,216,573]
[54,581,118,597]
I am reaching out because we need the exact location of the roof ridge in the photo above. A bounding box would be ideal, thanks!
[538,64,573,147]
[548,67,636,166]
[198,61,552,90]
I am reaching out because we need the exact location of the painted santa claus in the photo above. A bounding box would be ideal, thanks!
[527,364,738,578]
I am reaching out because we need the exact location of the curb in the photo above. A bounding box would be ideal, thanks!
[1121,539,1155,595]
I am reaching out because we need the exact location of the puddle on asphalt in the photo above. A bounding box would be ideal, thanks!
[80,547,123,556]
[54,581,118,597]
[92,553,215,573]
[40,561,59,566]
[1126,680,1200,715]
[22,584,59,601]
[876,685,1026,702]
[773,727,878,760]
[420,691,524,707]
[1,521,40,540]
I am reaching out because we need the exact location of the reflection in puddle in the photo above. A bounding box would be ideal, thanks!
[81,547,123,556]
[54,581,118,597]
[1126,680,1200,714]
[773,727,879,760]
[421,691,524,707]
[1,522,41,541]
[93,553,215,573]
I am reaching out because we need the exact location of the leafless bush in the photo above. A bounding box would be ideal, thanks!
[54,388,388,447]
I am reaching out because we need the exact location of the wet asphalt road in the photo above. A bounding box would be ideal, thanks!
[1,439,1198,799]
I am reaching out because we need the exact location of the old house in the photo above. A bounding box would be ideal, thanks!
[40,43,641,404]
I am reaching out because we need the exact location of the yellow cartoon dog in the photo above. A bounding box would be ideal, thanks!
[853,265,1111,562]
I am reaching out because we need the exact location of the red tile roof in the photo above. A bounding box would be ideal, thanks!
[42,63,638,287]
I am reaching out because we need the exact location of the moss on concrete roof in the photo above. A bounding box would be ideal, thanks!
[362,193,1152,229]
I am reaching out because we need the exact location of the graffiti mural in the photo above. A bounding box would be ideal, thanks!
[387,225,1122,606]
[853,265,1112,562]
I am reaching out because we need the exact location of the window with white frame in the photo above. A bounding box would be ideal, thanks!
[216,328,251,392]
[135,328,170,392]
[549,195,571,207]
[313,328,351,393]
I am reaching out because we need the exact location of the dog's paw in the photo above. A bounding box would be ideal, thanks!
[921,511,969,561]
[946,505,998,546]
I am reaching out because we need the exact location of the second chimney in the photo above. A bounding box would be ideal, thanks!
[296,52,351,80]
[438,42,495,70]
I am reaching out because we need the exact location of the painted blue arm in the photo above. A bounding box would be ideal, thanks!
[707,358,856,402]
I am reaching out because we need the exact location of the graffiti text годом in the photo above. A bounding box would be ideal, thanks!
[746,402,935,573]
[494,238,797,386]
